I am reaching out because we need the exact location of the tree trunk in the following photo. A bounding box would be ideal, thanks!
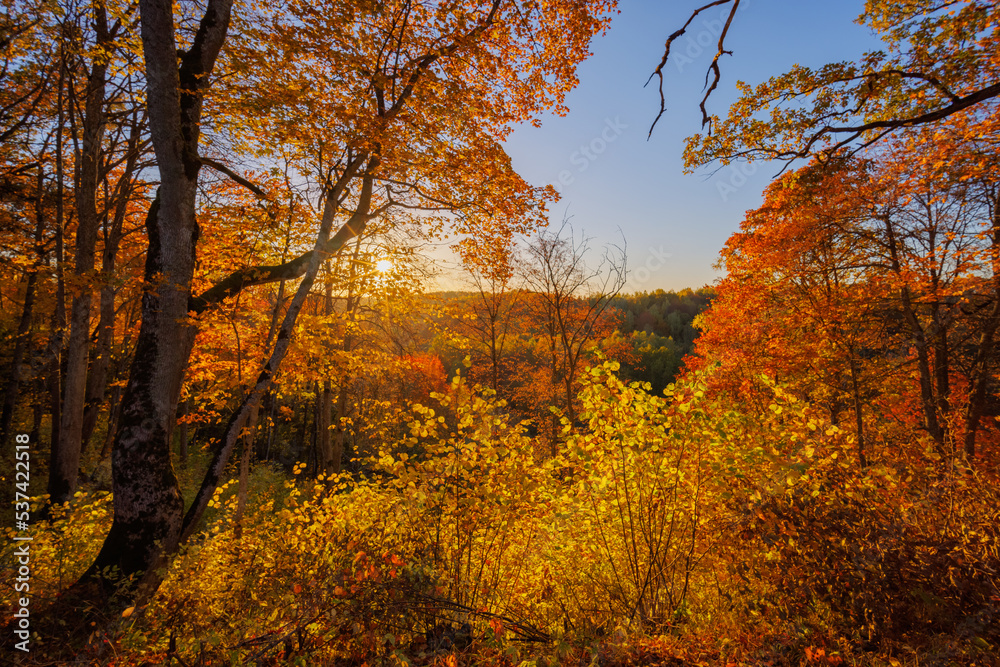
[77,0,234,600]
[963,201,1000,459]
[99,383,123,460]
[81,191,193,598]
[235,272,290,529]
[179,165,379,543]
[295,396,309,457]
[932,307,951,448]
[53,4,109,505]
[318,380,333,474]
[908,309,944,449]
[0,266,35,444]
[332,381,348,475]
[45,51,69,472]
[316,270,334,475]
[963,299,1000,459]
[263,391,276,460]
[177,397,189,464]
[0,165,46,445]
[81,116,143,454]
[260,280,286,460]
[30,382,43,444]
[848,352,867,468]
[232,407,257,538]
[79,277,114,454]
[311,383,320,475]
[882,215,945,451]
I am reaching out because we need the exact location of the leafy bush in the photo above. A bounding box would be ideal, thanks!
[731,448,1000,650]
[8,365,999,666]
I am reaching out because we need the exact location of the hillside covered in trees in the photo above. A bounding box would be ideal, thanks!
[1,0,999,665]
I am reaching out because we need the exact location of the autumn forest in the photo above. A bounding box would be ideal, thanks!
[1,0,999,665]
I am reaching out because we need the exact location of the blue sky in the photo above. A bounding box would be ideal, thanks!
[499,0,885,292]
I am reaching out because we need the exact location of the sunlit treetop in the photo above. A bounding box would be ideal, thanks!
[208,0,618,273]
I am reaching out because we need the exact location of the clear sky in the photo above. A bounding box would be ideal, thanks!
[497,0,885,293]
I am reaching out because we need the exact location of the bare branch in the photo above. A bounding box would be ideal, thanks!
[189,152,370,312]
[646,0,740,137]
[200,157,267,198]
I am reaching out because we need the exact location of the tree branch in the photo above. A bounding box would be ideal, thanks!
[200,157,267,198]
[386,0,502,118]
[189,153,375,313]
[646,0,740,137]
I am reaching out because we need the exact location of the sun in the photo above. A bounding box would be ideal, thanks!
[375,259,393,273]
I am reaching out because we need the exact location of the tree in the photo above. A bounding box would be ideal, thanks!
[522,221,626,452]
[654,1,1000,164]
[658,0,1000,464]
[0,4,55,444]
[73,0,234,601]
[75,0,619,604]
[693,160,900,466]
[0,0,153,497]
[50,0,151,504]
[696,146,1000,464]
[609,288,713,395]
[452,239,521,396]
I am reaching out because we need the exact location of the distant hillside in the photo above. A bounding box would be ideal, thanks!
[609,287,715,394]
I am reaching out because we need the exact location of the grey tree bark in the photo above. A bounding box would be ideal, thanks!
[78,0,233,598]
[51,3,110,504]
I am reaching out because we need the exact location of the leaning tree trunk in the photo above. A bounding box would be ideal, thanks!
[178,162,379,545]
[73,0,458,603]
[81,190,194,597]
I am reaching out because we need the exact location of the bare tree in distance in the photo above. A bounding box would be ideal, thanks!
[522,219,627,454]
[458,240,521,396]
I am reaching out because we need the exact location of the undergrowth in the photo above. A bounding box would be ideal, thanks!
[2,364,998,666]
